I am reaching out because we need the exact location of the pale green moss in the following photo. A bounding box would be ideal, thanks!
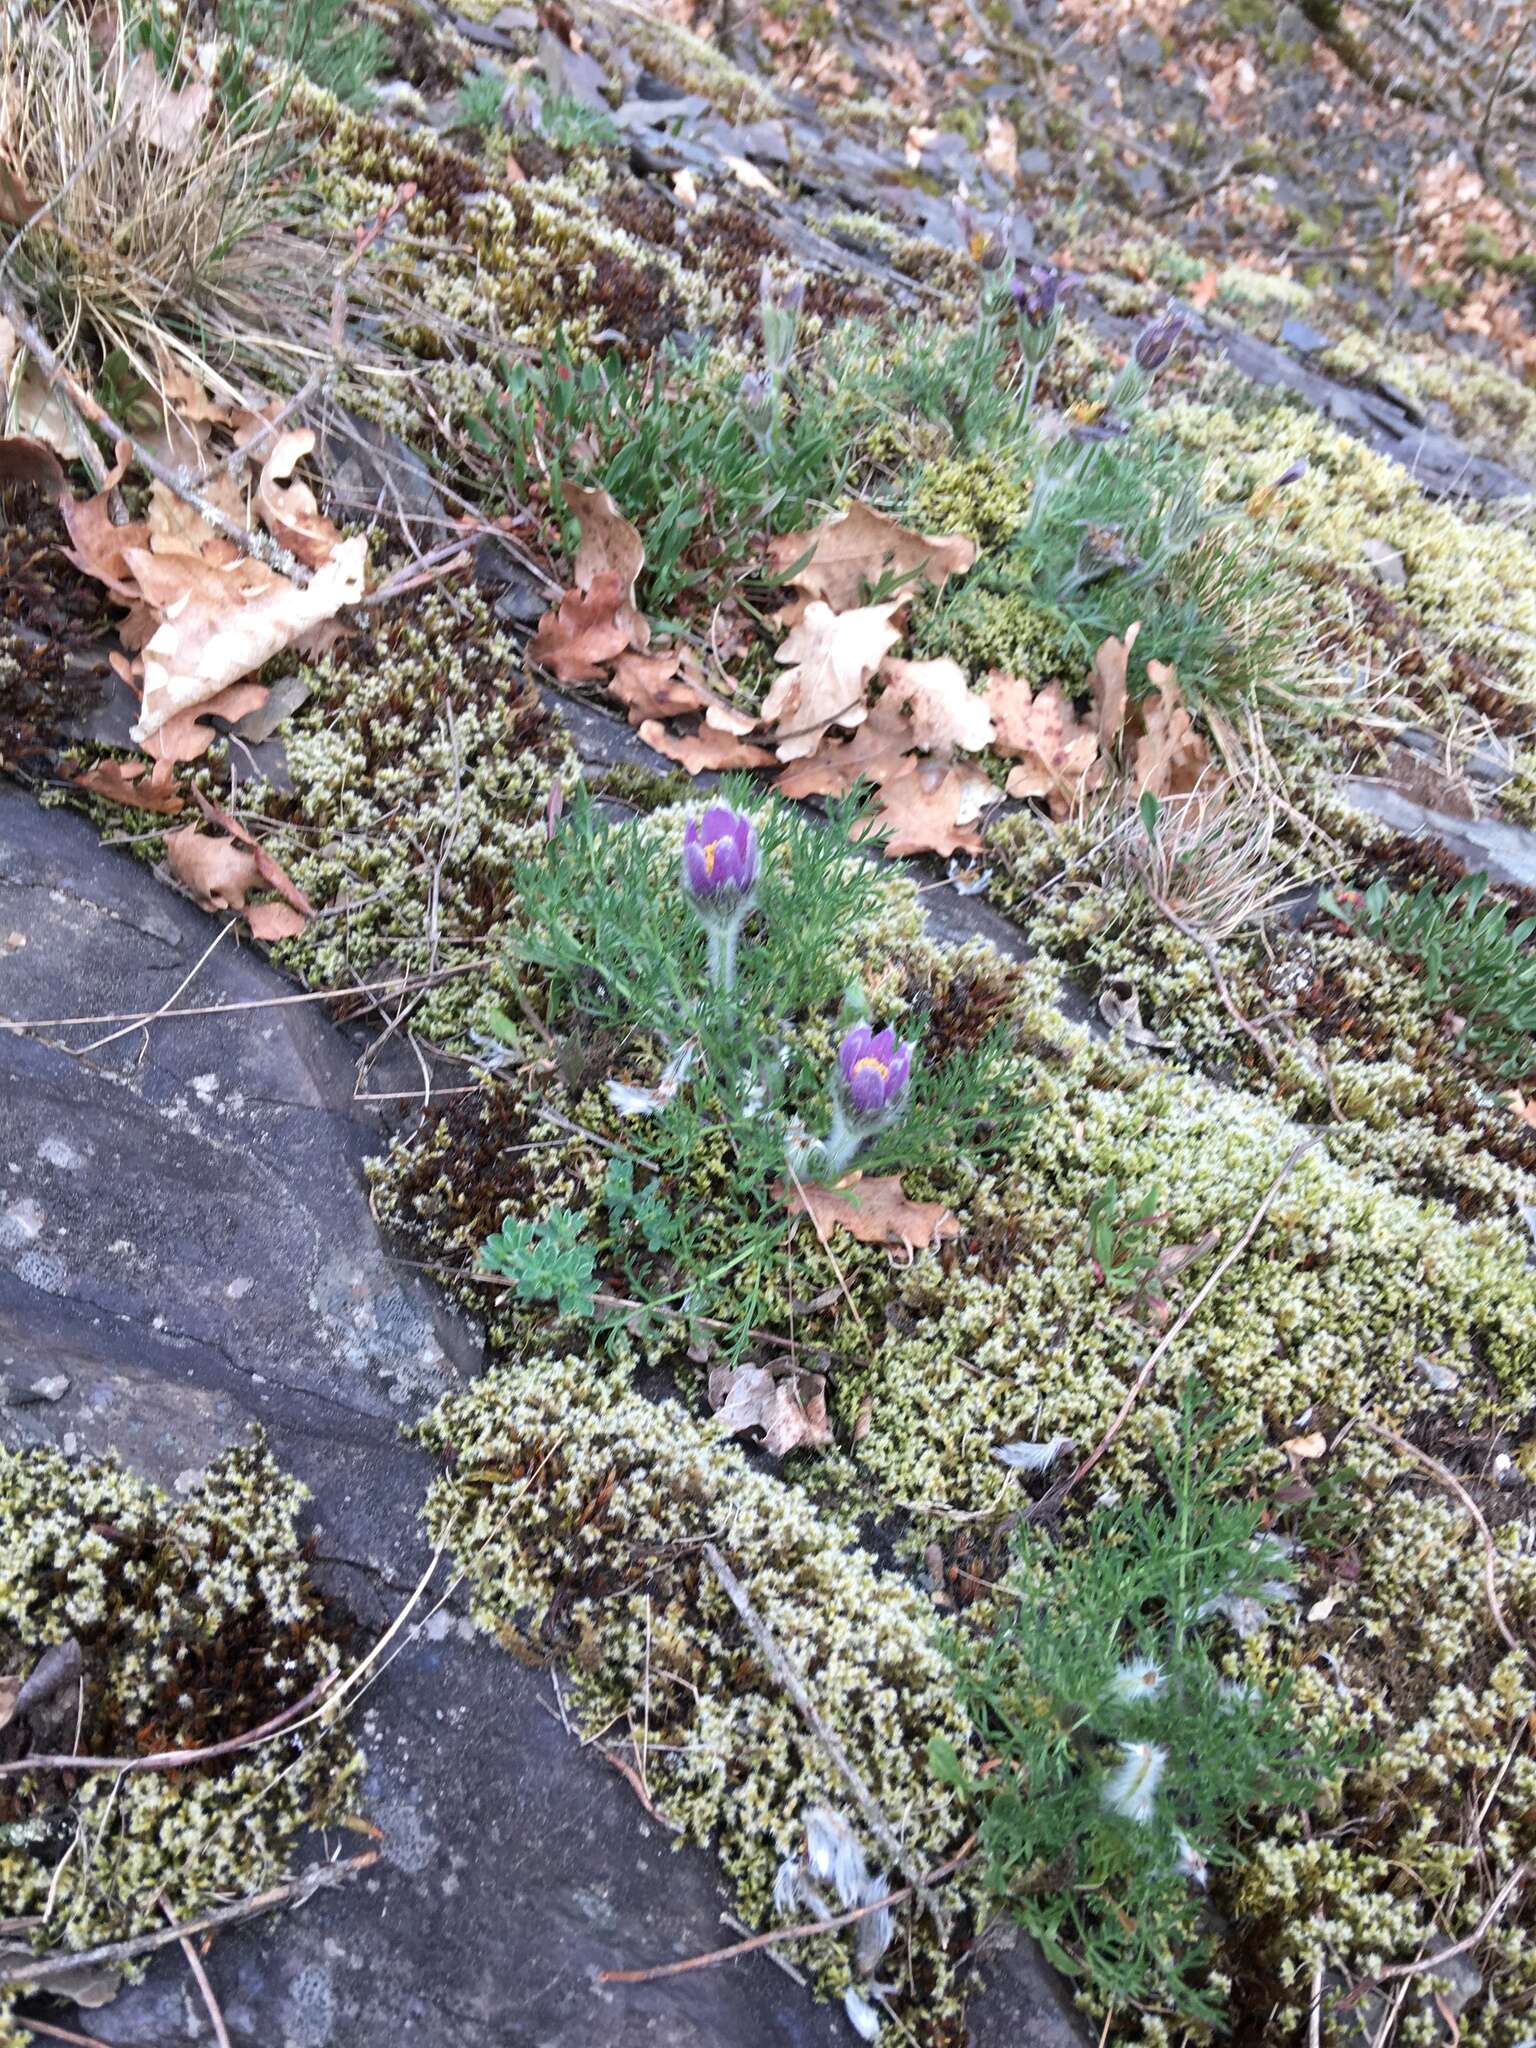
[0,1438,360,1959]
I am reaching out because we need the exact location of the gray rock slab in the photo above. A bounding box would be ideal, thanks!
[0,785,1083,2046]
[1341,777,1536,892]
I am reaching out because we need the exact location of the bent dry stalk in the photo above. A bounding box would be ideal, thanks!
[681,803,760,993]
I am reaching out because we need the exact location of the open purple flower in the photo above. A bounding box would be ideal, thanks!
[683,804,760,992]
[683,804,759,917]
[1011,263,1069,331]
[838,1023,913,1122]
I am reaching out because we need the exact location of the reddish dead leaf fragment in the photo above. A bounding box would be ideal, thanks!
[71,757,184,815]
[528,571,634,683]
[773,699,914,800]
[877,656,993,756]
[60,488,152,599]
[163,826,308,939]
[767,502,977,614]
[254,429,346,569]
[762,599,903,761]
[1132,660,1211,798]
[870,758,994,858]
[988,675,1104,818]
[191,789,312,918]
[144,681,271,765]
[783,1175,961,1258]
[561,480,649,652]
[1507,1089,1536,1128]
[636,719,776,773]
[707,1364,832,1457]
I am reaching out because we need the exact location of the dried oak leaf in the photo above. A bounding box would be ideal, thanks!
[163,817,308,940]
[761,599,903,761]
[608,648,698,723]
[987,674,1104,817]
[1090,623,1140,752]
[59,489,152,600]
[144,681,272,764]
[868,758,996,857]
[70,756,184,815]
[773,699,915,800]
[254,429,346,569]
[528,570,635,683]
[636,719,775,772]
[782,1175,961,1258]
[129,535,367,745]
[562,479,649,651]
[877,656,993,756]
[767,502,976,613]
[707,1363,832,1457]
[120,52,212,152]
[1132,660,1210,798]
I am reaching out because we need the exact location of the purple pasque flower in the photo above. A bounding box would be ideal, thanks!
[837,1022,913,1122]
[683,804,759,920]
[1131,306,1190,374]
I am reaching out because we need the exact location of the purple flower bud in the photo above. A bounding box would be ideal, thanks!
[683,805,759,922]
[1132,307,1190,374]
[837,1022,914,1122]
[1274,457,1308,489]
[1011,263,1069,330]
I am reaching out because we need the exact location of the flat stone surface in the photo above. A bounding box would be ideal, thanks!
[0,786,1083,2047]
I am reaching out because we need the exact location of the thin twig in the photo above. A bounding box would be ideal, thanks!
[1028,1137,1319,1518]
[0,1853,379,1990]
[16,2021,112,2048]
[0,1676,335,1778]
[0,289,308,584]
[73,919,238,1056]
[163,1899,231,2048]
[1342,1864,1527,2008]
[3,959,485,1037]
[1353,1417,1521,1653]
[702,1544,940,1926]
[597,1844,975,1985]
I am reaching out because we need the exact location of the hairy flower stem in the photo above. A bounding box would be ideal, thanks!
[816,1107,863,1181]
[707,920,742,993]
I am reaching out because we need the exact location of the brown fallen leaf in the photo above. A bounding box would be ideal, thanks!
[773,701,915,800]
[707,1363,832,1457]
[191,788,312,919]
[70,756,184,814]
[877,656,994,756]
[163,827,308,940]
[59,488,152,599]
[130,535,366,744]
[1506,1089,1536,1128]
[636,719,776,773]
[254,429,346,569]
[1281,1430,1328,1462]
[870,757,996,857]
[528,571,635,683]
[120,51,212,152]
[988,674,1105,818]
[608,648,698,723]
[562,480,649,651]
[761,599,903,761]
[143,681,271,765]
[1090,624,1140,751]
[1132,659,1210,798]
[780,1174,961,1257]
[768,502,976,614]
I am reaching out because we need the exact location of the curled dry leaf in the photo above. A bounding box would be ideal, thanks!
[1281,1430,1328,1462]
[1133,659,1210,797]
[528,570,635,682]
[561,479,648,651]
[143,680,271,765]
[1090,623,1140,752]
[254,429,347,569]
[131,535,368,744]
[120,51,212,152]
[767,502,977,614]
[707,1363,832,1457]
[636,719,776,773]
[780,1174,961,1258]
[0,433,66,497]
[878,656,994,756]
[71,756,184,814]
[608,648,698,723]
[761,599,903,760]
[773,701,915,800]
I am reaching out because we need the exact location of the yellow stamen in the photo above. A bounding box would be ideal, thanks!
[852,1056,890,1084]
[703,838,724,877]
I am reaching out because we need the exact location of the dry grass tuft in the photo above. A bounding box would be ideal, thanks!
[0,3,325,394]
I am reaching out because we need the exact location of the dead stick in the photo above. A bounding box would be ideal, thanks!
[1029,1136,1319,1518]
[0,1853,378,1991]
[1353,1418,1521,1653]
[0,289,308,585]
[1339,1864,1527,2011]
[598,1845,975,1985]
[163,1900,232,2048]
[0,1677,335,1779]
[702,1543,940,1927]
[17,2021,112,2048]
